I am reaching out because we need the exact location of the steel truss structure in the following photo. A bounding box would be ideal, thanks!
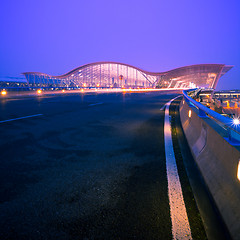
[22,62,233,89]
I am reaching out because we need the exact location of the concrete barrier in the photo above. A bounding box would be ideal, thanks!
[179,99,240,240]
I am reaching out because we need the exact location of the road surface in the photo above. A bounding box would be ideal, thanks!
[0,90,220,239]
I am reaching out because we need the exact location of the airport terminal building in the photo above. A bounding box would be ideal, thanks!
[22,62,232,89]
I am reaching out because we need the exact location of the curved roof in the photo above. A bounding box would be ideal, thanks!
[22,62,233,79]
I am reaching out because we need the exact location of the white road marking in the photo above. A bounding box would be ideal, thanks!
[164,96,192,240]
[0,114,43,124]
[88,102,103,106]
[160,105,165,111]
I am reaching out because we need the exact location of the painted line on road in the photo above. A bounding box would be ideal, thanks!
[0,114,43,124]
[160,105,165,111]
[88,102,103,107]
[164,96,192,240]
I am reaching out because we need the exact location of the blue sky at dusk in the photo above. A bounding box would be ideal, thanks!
[0,0,239,90]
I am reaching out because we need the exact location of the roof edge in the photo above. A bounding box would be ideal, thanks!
[22,62,234,79]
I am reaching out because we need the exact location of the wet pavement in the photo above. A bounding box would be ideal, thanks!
[0,90,211,239]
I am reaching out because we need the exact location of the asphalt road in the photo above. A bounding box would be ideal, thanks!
[0,90,205,240]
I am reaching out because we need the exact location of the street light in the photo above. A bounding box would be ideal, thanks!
[233,118,240,125]
[1,90,7,96]
[237,160,240,181]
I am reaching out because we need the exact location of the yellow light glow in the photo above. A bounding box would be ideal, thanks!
[96,83,100,87]
[80,89,84,92]
[1,90,7,95]
[83,83,86,87]
[62,90,65,92]
[37,89,42,94]
[237,160,240,181]
[188,110,192,118]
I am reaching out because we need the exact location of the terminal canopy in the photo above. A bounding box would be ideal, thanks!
[22,62,232,89]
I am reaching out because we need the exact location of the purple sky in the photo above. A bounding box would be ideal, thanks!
[0,0,239,90]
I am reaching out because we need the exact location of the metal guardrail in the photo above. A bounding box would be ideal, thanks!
[183,89,240,143]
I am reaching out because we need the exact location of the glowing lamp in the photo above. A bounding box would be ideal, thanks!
[238,160,240,181]
[1,90,7,96]
[62,90,65,92]
[233,118,240,125]
[37,89,42,94]
[188,110,192,118]
[119,75,123,80]
[226,101,230,108]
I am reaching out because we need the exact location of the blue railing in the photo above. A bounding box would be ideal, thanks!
[183,89,240,143]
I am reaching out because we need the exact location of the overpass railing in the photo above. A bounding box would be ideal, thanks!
[183,89,240,143]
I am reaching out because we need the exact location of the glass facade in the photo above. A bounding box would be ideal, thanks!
[22,62,232,89]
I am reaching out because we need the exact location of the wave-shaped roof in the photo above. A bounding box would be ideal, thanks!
[22,62,233,79]
[22,62,233,89]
